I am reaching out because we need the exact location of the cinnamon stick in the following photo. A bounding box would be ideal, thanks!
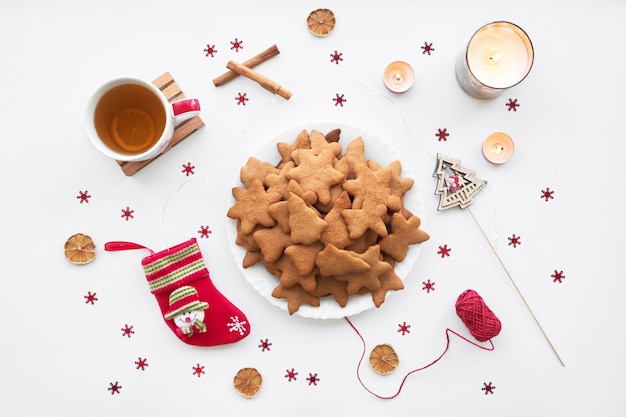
[213,44,280,87]
[226,60,292,100]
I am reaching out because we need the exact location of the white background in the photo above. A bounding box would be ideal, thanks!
[1,1,625,416]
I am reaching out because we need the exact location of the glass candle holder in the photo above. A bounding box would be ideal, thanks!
[482,132,514,164]
[383,61,414,93]
[456,21,534,99]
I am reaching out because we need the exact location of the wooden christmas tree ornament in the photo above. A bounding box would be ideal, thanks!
[433,154,487,210]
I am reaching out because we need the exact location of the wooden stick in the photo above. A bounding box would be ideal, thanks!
[213,45,280,87]
[226,60,292,100]
[467,207,565,367]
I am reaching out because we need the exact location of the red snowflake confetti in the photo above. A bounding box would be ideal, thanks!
[230,38,243,52]
[258,338,272,352]
[135,357,148,370]
[203,44,217,57]
[551,270,565,283]
[108,381,122,395]
[84,291,98,305]
[541,188,554,201]
[506,98,520,111]
[397,321,411,335]
[330,50,343,64]
[77,190,91,203]
[284,368,298,382]
[198,226,212,238]
[333,93,346,107]
[437,244,451,258]
[422,279,435,293]
[508,234,521,248]
[482,381,496,395]
[182,162,195,176]
[421,42,435,55]
[435,128,449,141]
[306,373,320,386]
[192,363,205,377]
[235,92,249,105]
[121,324,134,338]
[121,207,134,221]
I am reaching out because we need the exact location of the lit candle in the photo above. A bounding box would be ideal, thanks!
[456,22,534,99]
[383,61,414,93]
[482,132,514,164]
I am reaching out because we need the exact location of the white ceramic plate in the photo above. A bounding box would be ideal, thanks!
[227,122,425,319]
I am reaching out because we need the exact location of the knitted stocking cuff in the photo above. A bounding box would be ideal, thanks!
[142,238,208,295]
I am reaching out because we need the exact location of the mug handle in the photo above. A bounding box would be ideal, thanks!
[171,98,201,123]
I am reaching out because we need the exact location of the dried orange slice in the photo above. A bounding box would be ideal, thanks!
[307,8,336,36]
[234,367,262,398]
[64,233,96,265]
[369,343,399,375]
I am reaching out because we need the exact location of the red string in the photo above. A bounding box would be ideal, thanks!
[455,289,502,342]
[344,317,494,400]
[344,289,500,399]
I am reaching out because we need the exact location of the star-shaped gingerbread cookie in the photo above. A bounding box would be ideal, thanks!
[287,147,346,205]
[227,178,282,235]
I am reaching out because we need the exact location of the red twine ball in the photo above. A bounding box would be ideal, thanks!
[455,289,501,342]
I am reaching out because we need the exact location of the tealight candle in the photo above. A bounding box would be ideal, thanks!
[456,21,534,99]
[383,61,414,93]
[482,132,514,164]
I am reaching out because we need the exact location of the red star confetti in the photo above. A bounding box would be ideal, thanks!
[437,244,451,257]
[192,364,205,377]
[330,50,343,64]
[121,324,134,338]
[198,226,212,238]
[84,291,98,305]
[203,44,217,57]
[306,373,320,386]
[421,42,435,55]
[551,270,565,283]
[230,38,243,52]
[422,279,435,293]
[541,188,554,201]
[333,93,346,106]
[107,381,122,395]
[77,190,91,203]
[258,338,272,352]
[506,98,520,111]
[182,162,195,176]
[482,381,496,395]
[508,234,521,248]
[435,128,449,141]
[135,357,148,370]
[121,207,134,221]
[235,92,249,105]
[285,368,298,382]
[397,321,411,335]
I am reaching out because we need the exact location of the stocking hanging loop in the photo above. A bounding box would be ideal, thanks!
[104,241,155,255]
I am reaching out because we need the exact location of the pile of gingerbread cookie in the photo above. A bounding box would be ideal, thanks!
[227,129,429,315]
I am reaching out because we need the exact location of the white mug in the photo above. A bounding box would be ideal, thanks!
[85,76,200,162]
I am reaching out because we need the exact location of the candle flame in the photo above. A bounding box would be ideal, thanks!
[393,72,404,84]
[484,48,502,67]
[491,143,504,155]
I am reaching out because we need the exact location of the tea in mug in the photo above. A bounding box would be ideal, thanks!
[94,83,166,155]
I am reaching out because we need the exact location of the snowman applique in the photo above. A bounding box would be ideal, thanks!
[164,286,209,339]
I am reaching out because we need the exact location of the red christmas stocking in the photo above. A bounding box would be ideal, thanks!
[105,238,250,347]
